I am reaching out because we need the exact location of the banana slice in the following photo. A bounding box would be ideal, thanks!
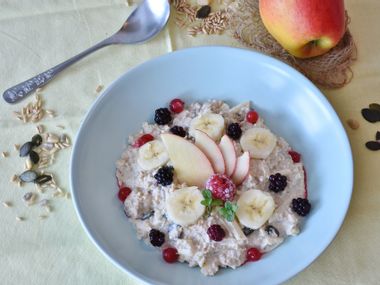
[240,128,277,159]
[236,189,275,229]
[166,187,205,226]
[189,113,225,141]
[137,140,169,170]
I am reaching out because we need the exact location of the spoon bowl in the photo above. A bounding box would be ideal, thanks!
[3,0,171,104]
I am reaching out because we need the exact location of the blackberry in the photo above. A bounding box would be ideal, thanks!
[291,198,311,217]
[170,126,187,137]
[207,224,226,241]
[154,108,172,125]
[226,123,242,140]
[154,166,174,186]
[268,173,287,193]
[242,227,255,236]
[265,225,279,237]
[149,229,165,247]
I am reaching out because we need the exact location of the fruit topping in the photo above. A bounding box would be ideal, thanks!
[162,247,179,263]
[246,110,259,124]
[240,127,277,159]
[207,224,226,241]
[154,108,172,125]
[118,186,132,202]
[288,150,301,163]
[170,126,187,137]
[246,247,262,262]
[226,123,242,140]
[149,229,165,247]
[154,166,174,186]
[206,174,236,202]
[137,140,169,171]
[169,98,185,114]
[189,113,225,141]
[133,134,154,148]
[291,198,311,217]
[268,173,287,193]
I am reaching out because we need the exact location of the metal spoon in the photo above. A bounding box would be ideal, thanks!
[3,0,170,104]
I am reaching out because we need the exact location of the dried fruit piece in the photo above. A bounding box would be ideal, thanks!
[346,119,360,130]
[196,5,211,19]
[19,142,33,157]
[365,141,380,151]
[369,103,380,112]
[361,108,380,123]
[19,170,38,182]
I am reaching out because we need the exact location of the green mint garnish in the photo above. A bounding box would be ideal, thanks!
[219,201,238,222]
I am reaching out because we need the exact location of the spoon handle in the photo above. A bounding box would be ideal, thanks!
[3,38,114,104]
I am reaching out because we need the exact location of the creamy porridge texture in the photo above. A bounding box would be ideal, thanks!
[116,99,311,276]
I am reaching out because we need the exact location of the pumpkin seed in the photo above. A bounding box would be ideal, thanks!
[19,142,33,157]
[29,150,40,164]
[19,170,38,182]
[265,225,280,237]
[35,174,52,185]
[365,141,380,151]
[31,134,43,146]
[196,5,211,18]
[369,103,380,112]
[361,108,380,123]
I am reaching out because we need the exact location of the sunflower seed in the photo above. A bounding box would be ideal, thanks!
[25,158,33,170]
[365,141,380,151]
[14,144,20,151]
[16,216,25,222]
[1,151,8,158]
[196,5,211,18]
[23,192,37,206]
[10,174,18,182]
[19,142,33,157]
[2,201,12,208]
[47,134,59,144]
[31,134,43,146]
[39,215,48,220]
[265,225,280,237]
[29,151,40,164]
[361,108,380,123]
[35,174,52,185]
[369,103,380,112]
[19,170,38,182]
[36,124,44,134]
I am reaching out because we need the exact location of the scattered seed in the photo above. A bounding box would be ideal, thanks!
[18,181,24,188]
[44,205,52,213]
[196,5,211,18]
[19,142,33,157]
[35,174,52,185]
[376,131,380,141]
[19,170,38,182]
[65,192,71,199]
[361,108,380,123]
[365,141,380,151]
[41,142,54,151]
[23,192,37,206]
[1,151,9,158]
[36,124,44,134]
[346,119,360,130]
[369,103,380,112]
[39,199,50,207]
[25,158,33,170]
[14,144,20,151]
[56,125,65,130]
[36,88,43,94]
[47,134,59,144]
[10,174,18,182]
[2,201,12,208]
[16,216,25,221]
[95,85,104,93]
[45,109,55,115]
[31,134,43,146]
[29,151,40,164]
[39,214,48,219]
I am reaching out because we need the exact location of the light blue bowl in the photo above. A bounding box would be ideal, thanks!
[70,47,353,285]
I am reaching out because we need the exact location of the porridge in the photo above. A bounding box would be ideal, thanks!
[115,99,311,276]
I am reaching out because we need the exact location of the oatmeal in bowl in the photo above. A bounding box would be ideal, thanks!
[115,98,311,276]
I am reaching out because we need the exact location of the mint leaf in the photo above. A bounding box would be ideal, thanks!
[202,189,212,200]
[219,201,238,222]
[211,199,223,207]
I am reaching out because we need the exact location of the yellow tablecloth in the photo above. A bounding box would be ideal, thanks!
[0,1,379,284]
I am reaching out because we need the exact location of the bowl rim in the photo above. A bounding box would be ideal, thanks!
[70,46,353,285]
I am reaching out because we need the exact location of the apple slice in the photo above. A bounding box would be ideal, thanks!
[231,151,250,185]
[194,129,225,174]
[161,133,214,188]
[219,135,237,177]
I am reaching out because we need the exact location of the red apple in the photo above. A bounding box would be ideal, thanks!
[259,0,345,58]
[231,152,250,185]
